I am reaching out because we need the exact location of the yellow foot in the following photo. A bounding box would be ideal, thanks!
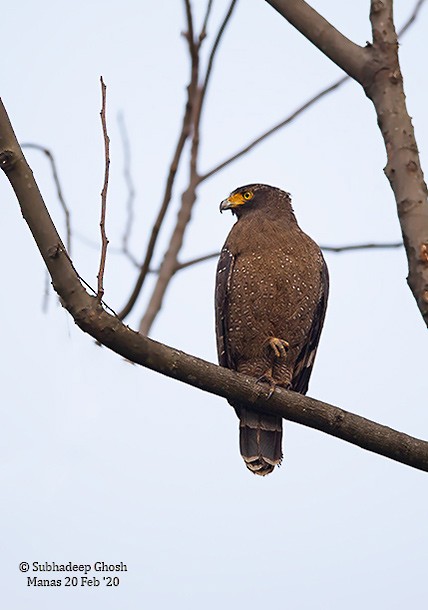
[266,337,290,359]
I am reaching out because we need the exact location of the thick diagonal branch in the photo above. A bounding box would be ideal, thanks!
[265,0,428,325]
[1,98,428,473]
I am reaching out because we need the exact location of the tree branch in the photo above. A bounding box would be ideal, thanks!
[174,241,404,273]
[97,76,110,302]
[265,0,428,326]
[183,0,196,53]
[200,0,214,41]
[116,18,198,320]
[198,0,238,119]
[321,241,403,253]
[200,75,348,182]
[138,0,238,335]
[1,100,427,472]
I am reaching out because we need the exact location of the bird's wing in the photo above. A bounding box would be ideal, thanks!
[215,247,235,369]
[292,257,329,395]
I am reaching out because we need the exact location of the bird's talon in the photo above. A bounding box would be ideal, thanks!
[267,337,290,359]
[256,372,277,399]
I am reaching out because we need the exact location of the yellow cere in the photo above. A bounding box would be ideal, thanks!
[228,190,254,206]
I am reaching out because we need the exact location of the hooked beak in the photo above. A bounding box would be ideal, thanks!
[219,198,233,213]
[219,192,245,213]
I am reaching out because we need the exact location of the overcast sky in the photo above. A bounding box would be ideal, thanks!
[2,1,428,608]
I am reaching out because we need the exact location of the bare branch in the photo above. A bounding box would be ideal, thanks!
[139,185,198,334]
[1,107,428,471]
[322,241,403,253]
[138,0,239,335]
[117,119,193,319]
[175,251,220,271]
[199,0,238,110]
[183,0,197,61]
[173,242,403,273]
[117,21,200,320]
[21,143,72,253]
[200,75,348,182]
[97,76,110,303]
[200,0,214,41]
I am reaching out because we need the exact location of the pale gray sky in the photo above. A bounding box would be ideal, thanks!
[2,1,428,608]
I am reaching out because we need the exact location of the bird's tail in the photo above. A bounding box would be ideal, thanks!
[239,408,283,475]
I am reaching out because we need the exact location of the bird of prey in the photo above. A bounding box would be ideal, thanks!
[215,184,329,475]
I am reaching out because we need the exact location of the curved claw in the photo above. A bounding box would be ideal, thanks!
[267,337,290,359]
[256,372,277,399]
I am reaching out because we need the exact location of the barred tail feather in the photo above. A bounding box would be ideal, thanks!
[239,409,283,475]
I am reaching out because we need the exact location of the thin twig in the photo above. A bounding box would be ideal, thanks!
[183,0,197,60]
[21,143,72,253]
[196,0,238,133]
[60,246,119,317]
[97,76,110,303]
[322,241,403,253]
[175,252,220,270]
[200,0,214,41]
[199,75,348,182]
[173,242,404,272]
[138,0,239,335]
[117,1,201,320]
[117,112,139,267]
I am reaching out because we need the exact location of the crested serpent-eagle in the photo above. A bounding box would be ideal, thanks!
[215,184,329,475]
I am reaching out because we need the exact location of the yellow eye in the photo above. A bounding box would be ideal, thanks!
[243,191,253,200]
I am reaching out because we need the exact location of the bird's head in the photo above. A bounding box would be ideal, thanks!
[219,183,294,219]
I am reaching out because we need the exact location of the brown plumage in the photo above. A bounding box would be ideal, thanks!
[215,184,329,475]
